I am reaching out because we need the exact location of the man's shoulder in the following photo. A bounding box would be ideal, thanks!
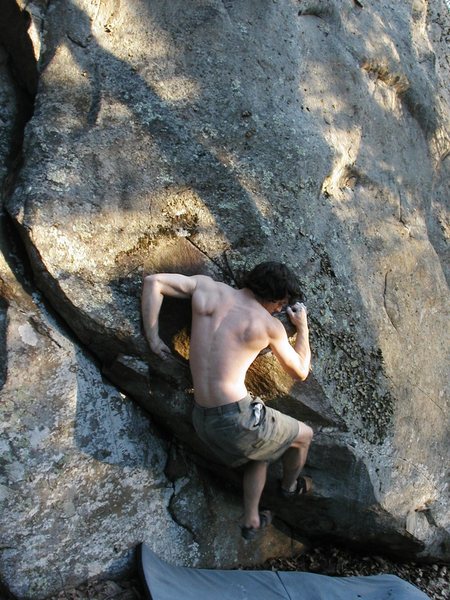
[192,274,221,291]
[193,275,235,293]
[192,274,213,283]
[266,314,287,339]
[247,308,285,336]
[191,276,234,305]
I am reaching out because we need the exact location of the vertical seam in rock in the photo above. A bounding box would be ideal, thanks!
[164,441,199,544]
[186,237,228,280]
[167,483,199,544]
[383,270,398,332]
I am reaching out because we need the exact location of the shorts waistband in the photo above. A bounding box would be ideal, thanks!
[194,395,258,416]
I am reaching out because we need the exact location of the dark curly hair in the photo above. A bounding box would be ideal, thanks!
[242,261,300,303]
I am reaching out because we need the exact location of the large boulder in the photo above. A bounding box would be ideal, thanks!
[5,0,449,562]
[0,8,300,597]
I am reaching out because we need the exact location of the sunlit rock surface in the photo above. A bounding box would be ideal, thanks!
[4,0,449,567]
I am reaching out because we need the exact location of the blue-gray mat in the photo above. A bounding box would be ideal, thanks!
[138,543,430,600]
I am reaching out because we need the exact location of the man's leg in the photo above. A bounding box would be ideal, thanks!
[281,421,313,493]
[242,460,268,529]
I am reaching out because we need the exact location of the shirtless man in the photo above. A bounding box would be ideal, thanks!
[141,262,313,539]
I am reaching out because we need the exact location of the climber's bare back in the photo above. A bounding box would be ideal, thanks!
[188,276,280,406]
[142,273,309,407]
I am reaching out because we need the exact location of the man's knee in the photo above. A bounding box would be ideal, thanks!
[295,422,313,446]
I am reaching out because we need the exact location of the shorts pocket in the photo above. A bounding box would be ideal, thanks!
[240,402,266,431]
[252,438,268,450]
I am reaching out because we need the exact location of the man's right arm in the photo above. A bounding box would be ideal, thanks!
[141,273,198,359]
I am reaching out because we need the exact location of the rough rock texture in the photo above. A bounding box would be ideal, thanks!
[0,261,190,597]
[3,0,449,576]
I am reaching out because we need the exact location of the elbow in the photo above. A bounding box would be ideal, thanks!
[295,370,309,382]
[144,274,157,285]
[295,361,311,381]
[142,274,161,301]
[143,274,159,290]
[297,356,311,381]
[287,366,308,381]
[285,360,310,381]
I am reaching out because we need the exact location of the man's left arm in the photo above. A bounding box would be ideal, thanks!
[287,302,311,376]
[141,273,197,359]
[269,303,311,380]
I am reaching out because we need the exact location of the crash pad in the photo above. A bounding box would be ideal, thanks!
[138,543,430,600]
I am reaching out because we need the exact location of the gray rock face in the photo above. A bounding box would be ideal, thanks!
[0,278,189,597]
[3,0,449,569]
